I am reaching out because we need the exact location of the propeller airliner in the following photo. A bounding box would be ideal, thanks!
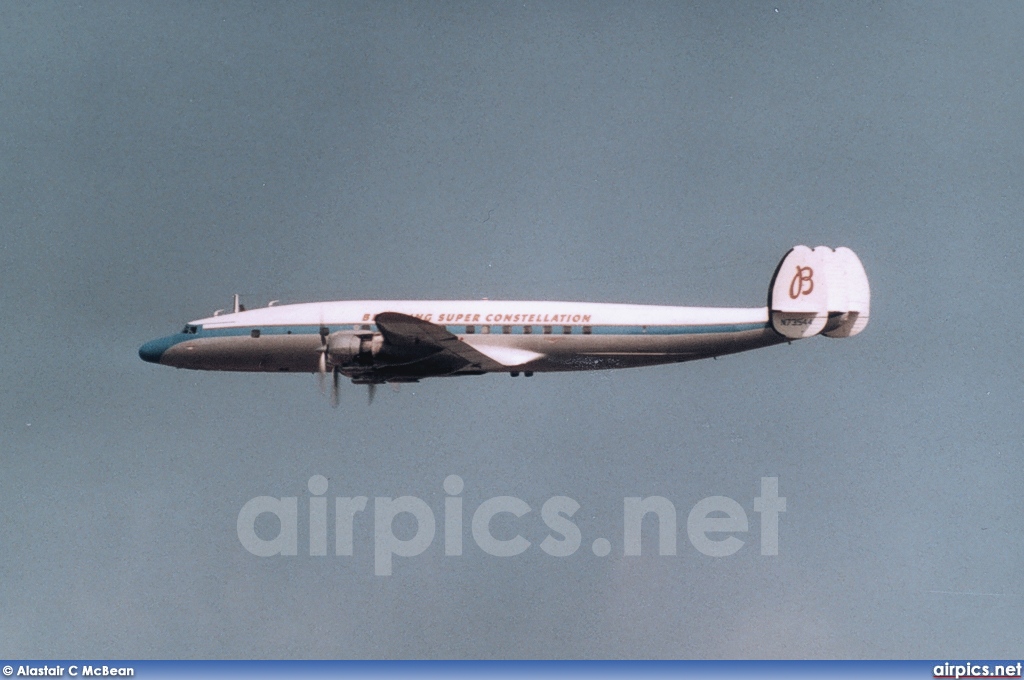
[139,245,869,404]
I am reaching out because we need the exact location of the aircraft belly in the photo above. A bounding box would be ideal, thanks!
[156,327,783,376]
[464,328,783,373]
[160,335,322,372]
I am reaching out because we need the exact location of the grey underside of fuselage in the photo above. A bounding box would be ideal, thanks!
[158,328,786,378]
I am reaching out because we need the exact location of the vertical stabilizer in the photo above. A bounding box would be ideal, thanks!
[821,247,870,338]
[769,245,829,338]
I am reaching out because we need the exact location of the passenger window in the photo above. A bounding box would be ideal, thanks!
[250,329,260,338]
[502,325,512,335]
[583,325,592,335]
[563,326,572,335]
[466,325,475,334]
[524,326,533,335]
[481,325,490,334]
[542,326,552,335]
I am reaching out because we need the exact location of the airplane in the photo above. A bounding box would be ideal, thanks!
[139,245,869,404]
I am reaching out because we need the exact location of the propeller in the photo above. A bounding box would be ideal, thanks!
[317,351,328,392]
[317,325,329,394]
[316,325,344,408]
[316,321,379,407]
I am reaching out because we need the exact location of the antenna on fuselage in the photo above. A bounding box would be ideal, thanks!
[232,294,241,314]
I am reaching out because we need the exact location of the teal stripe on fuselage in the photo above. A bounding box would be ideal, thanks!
[587,323,768,335]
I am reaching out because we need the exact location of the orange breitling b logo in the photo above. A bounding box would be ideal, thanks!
[788,266,814,299]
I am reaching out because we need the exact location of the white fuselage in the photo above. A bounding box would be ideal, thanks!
[140,299,783,379]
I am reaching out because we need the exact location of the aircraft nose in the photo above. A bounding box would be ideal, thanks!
[139,337,172,364]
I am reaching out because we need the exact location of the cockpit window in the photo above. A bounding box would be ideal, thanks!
[181,325,199,334]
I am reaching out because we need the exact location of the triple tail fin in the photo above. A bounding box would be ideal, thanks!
[768,245,870,340]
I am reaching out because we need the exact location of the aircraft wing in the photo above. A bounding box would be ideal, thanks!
[372,311,530,377]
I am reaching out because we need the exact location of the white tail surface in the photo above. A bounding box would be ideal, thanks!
[769,245,870,339]
[821,246,870,338]
[769,245,829,338]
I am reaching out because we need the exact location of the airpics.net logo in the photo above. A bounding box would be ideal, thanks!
[237,476,786,576]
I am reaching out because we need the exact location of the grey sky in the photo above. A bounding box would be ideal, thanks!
[1,1,1022,658]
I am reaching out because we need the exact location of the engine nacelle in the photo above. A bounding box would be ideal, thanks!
[326,332,382,366]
